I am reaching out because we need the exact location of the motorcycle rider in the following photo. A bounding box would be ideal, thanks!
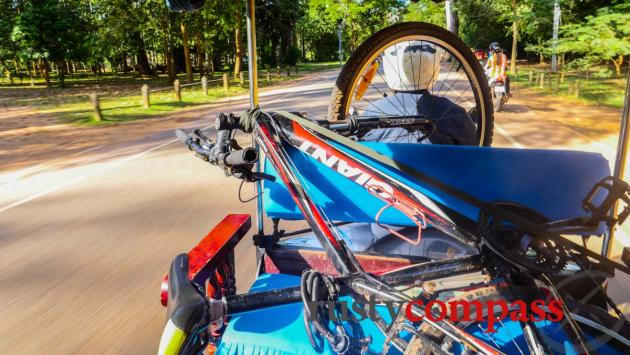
[485,42,510,97]
[361,42,477,145]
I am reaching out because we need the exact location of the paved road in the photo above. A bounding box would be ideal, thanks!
[0,69,627,354]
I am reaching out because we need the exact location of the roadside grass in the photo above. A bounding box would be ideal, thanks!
[513,63,627,109]
[1,61,341,125]
[41,85,248,125]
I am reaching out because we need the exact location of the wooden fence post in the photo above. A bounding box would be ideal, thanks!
[141,84,150,109]
[560,71,565,84]
[201,76,208,96]
[528,71,533,83]
[554,73,560,95]
[90,93,102,122]
[575,80,581,98]
[276,66,281,78]
[223,73,229,92]
[174,79,181,102]
[266,70,271,83]
[239,71,244,86]
[539,72,545,89]
[585,69,589,86]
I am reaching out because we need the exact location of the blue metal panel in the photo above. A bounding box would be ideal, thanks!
[263,143,610,226]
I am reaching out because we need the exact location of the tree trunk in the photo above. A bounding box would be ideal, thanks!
[233,6,243,78]
[510,0,518,74]
[180,21,193,83]
[280,25,292,65]
[613,55,624,76]
[39,58,50,86]
[270,35,279,67]
[130,31,151,76]
[195,32,204,76]
[56,60,66,88]
[122,53,129,73]
[30,61,35,86]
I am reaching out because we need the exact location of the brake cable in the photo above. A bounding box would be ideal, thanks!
[539,273,593,354]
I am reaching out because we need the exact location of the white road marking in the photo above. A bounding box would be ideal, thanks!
[494,123,524,148]
[0,139,179,214]
[0,145,105,185]
[0,84,312,214]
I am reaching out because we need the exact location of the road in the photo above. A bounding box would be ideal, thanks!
[0,69,628,353]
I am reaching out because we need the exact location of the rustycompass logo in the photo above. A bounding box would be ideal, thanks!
[305,293,564,333]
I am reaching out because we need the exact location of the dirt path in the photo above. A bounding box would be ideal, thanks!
[495,83,629,258]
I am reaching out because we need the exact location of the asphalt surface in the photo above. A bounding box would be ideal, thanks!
[1,69,628,354]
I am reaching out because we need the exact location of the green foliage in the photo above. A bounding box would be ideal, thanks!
[555,3,630,74]
[403,0,446,26]
[456,0,512,49]
[0,0,626,88]
[298,0,404,61]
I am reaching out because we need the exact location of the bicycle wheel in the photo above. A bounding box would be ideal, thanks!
[328,22,493,146]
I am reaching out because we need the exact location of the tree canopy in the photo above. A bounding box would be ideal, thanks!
[0,0,626,87]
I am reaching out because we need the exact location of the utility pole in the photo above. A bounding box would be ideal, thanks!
[551,0,560,72]
[336,21,344,65]
[445,0,459,35]
[510,0,518,74]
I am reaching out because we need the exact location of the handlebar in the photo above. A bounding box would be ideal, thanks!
[175,128,257,167]
[175,112,275,182]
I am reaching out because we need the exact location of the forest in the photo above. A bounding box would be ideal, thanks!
[0,0,627,87]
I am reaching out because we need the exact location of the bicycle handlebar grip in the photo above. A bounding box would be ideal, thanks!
[223,147,258,167]
[175,129,191,145]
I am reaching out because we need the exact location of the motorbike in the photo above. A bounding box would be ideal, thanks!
[158,1,630,354]
[490,80,508,112]
[486,70,509,112]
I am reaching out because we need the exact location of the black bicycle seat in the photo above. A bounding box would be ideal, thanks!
[166,254,206,334]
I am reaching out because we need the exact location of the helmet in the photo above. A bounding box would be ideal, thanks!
[489,42,502,53]
[382,42,441,92]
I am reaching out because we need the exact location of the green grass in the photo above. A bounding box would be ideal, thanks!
[1,62,340,125]
[513,64,627,109]
[295,61,342,72]
[42,85,248,125]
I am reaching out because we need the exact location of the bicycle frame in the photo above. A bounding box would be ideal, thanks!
[243,110,533,354]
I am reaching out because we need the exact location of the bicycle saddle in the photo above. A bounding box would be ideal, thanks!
[166,254,206,335]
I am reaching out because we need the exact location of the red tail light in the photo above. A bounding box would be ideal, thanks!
[160,274,169,307]
[159,214,251,307]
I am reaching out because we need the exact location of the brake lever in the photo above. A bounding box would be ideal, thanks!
[234,170,276,183]
[193,129,213,148]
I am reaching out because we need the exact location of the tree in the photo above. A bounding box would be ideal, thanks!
[233,2,242,77]
[181,16,193,83]
[556,3,630,76]
[297,0,403,62]
[11,0,91,87]
[403,0,445,26]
